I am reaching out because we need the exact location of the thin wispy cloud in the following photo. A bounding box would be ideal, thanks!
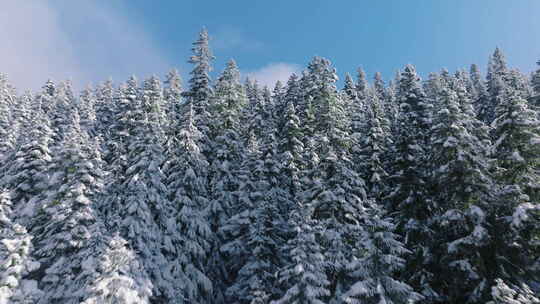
[246,63,302,88]
[0,1,171,90]
[212,26,265,52]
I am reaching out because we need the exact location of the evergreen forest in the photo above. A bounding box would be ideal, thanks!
[1,29,540,304]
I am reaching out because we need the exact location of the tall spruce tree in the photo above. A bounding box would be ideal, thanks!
[206,59,247,303]
[94,78,115,148]
[428,78,494,302]
[482,48,509,124]
[387,64,439,302]
[492,78,540,201]
[166,102,213,302]
[164,68,183,130]
[184,28,215,157]
[2,105,53,223]
[28,112,107,304]
[223,118,287,303]
[105,76,180,302]
[355,88,391,199]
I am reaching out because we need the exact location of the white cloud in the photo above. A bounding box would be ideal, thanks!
[245,63,301,88]
[0,1,171,91]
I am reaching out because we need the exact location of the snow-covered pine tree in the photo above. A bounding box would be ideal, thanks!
[100,76,138,174]
[163,68,183,131]
[0,74,17,160]
[307,141,367,303]
[270,80,286,131]
[166,101,213,302]
[428,78,494,303]
[5,92,33,157]
[383,70,403,138]
[223,120,287,303]
[94,78,115,149]
[78,86,98,137]
[355,67,369,101]
[373,72,386,100]
[386,64,439,302]
[35,80,56,115]
[492,77,540,202]
[278,100,305,200]
[355,88,391,199]
[242,79,267,147]
[49,80,76,146]
[468,64,489,117]
[184,28,215,158]
[429,79,493,208]
[28,111,107,304]
[1,105,52,223]
[346,68,369,147]
[424,72,442,105]
[342,73,357,105]
[113,76,180,302]
[297,57,366,301]
[343,201,422,304]
[273,207,330,304]
[81,234,153,304]
[481,48,509,124]
[0,190,43,304]
[206,59,247,302]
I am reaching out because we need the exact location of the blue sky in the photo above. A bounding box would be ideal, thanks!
[1,1,539,90]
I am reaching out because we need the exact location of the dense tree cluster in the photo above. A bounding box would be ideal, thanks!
[0,30,539,303]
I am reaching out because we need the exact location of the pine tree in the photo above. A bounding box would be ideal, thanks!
[492,80,540,201]
[342,73,357,102]
[356,89,391,199]
[184,28,215,157]
[355,68,369,101]
[343,202,422,304]
[81,235,153,304]
[0,74,16,160]
[78,86,98,136]
[28,112,107,304]
[206,59,247,302]
[223,121,287,303]
[102,76,138,174]
[6,92,33,157]
[468,64,489,117]
[273,208,330,304]
[482,48,509,124]
[35,80,56,115]
[50,81,76,145]
[94,78,115,145]
[424,72,442,103]
[164,68,183,131]
[278,101,305,199]
[0,190,43,303]
[373,72,386,100]
[387,64,439,301]
[166,102,213,302]
[2,106,53,223]
[242,80,267,146]
[428,78,494,302]
[307,143,367,302]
